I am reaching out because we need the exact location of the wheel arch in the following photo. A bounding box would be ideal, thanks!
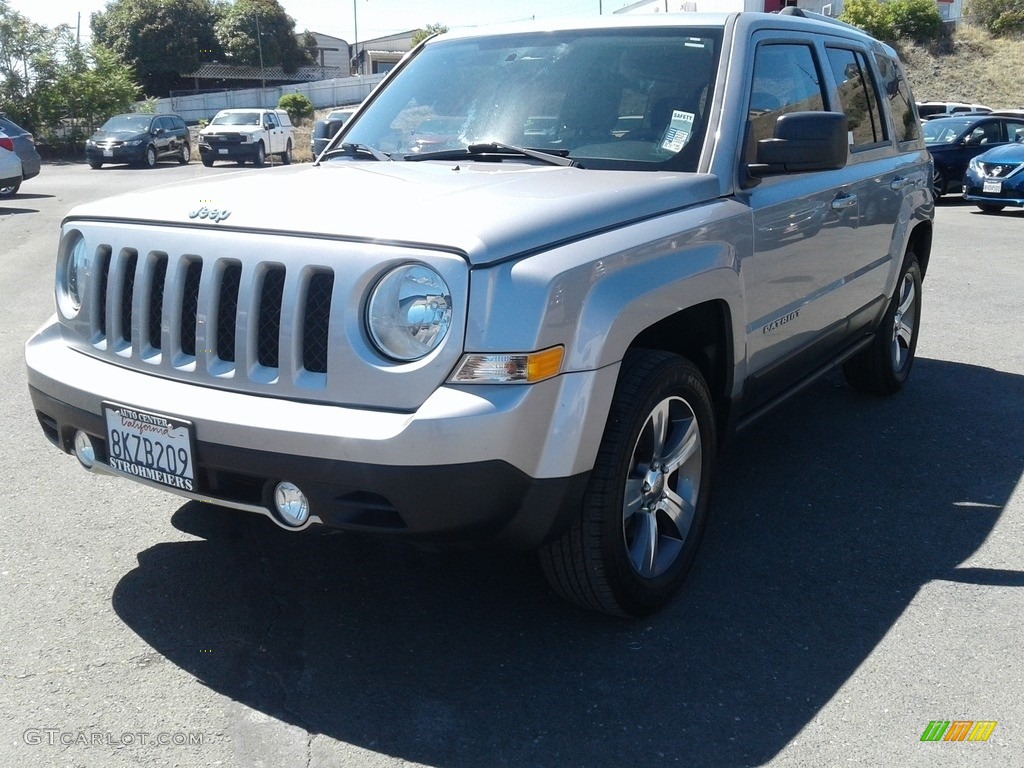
[628,299,735,439]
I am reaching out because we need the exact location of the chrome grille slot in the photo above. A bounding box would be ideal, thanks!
[147,255,168,351]
[302,270,334,374]
[257,266,286,369]
[216,262,242,363]
[181,259,202,357]
[112,250,138,349]
[94,247,111,339]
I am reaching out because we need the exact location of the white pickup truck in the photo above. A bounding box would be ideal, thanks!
[198,108,294,167]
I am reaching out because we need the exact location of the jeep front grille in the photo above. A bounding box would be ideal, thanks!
[88,248,334,384]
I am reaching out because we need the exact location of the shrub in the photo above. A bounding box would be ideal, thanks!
[842,0,942,41]
[278,93,314,125]
[970,0,1024,35]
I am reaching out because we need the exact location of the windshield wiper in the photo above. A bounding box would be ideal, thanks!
[318,142,392,162]
[405,142,579,167]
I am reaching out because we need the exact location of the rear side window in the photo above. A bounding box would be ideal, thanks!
[826,47,887,150]
[746,42,827,163]
[875,54,919,143]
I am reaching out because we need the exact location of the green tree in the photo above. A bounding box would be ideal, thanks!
[842,0,941,41]
[216,0,314,73]
[91,0,224,97]
[277,92,312,124]
[411,23,449,46]
[0,0,50,127]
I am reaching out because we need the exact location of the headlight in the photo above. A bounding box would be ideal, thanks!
[126,139,142,146]
[57,231,89,319]
[367,264,452,361]
[968,157,983,174]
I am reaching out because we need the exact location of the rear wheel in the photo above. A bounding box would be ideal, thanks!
[179,143,191,165]
[539,350,715,616]
[0,180,21,197]
[932,168,946,198]
[281,140,292,164]
[843,250,922,395]
[978,203,1005,213]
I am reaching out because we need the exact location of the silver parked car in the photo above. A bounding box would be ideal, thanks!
[0,115,41,197]
[26,10,934,616]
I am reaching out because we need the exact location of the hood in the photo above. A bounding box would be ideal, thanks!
[975,143,1024,163]
[91,129,148,142]
[64,161,721,265]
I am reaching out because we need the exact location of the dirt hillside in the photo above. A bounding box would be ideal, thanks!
[898,25,1024,109]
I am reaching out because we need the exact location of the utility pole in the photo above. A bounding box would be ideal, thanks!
[255,13,266,105]
[353,0,360,76]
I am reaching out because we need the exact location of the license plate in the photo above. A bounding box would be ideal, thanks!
[984,180,1002,193]
[103,403,196,492]
[103,149,113,157]
[218,148,228,154]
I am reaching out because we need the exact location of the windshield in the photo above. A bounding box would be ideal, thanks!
[211,112,261,126]
[922,118,972,144]
[340,28,722,171]
[100,115,153,132]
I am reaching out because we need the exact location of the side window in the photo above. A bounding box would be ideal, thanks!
[874,53,919,143]
[746,42,827,163]
[1008,121,1024,142]
[826,47,887,150]
[266,113,278,129]
[966,121,1003,146]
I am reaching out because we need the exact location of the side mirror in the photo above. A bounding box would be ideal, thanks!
[748,111,849,177]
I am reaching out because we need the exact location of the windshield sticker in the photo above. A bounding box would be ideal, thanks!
[661,110,695,153]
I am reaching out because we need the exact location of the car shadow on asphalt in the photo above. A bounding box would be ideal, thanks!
[111,357,1024,767]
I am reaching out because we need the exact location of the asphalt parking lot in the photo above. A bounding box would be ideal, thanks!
[2,162,1022,767]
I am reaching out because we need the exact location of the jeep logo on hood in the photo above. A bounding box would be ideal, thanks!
[189,206,231,223]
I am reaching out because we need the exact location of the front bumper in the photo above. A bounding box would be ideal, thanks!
[198,142,259,161]
[27,320,616,547]
[85,144,146,164]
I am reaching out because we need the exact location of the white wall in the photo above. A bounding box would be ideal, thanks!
[144,74,386,123]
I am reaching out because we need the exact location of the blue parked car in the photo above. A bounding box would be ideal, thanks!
[962,135,1024,212]
[923,114,1024,197]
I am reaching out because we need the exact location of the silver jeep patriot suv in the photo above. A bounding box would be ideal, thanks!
[26,10,934,616]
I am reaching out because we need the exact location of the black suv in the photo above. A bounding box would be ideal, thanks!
[86,113,191,169]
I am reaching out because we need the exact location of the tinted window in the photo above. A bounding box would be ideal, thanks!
[875,54,919,143]
[746,43,827,163]
[826,47,887,150]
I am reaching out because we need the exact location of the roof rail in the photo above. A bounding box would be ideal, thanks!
[778,6,864,34]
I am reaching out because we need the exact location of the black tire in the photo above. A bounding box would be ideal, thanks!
[0,179,21,197]
[143,145,157,168]
[88,161,103,170]
[201,156,214,168]
[539,350,716,617]
[253,142,265,168]
[179,143,191,165]
[843,251,922,395]
[281,140,292,164]
[932,167,945,198]
[978,203,1005,213]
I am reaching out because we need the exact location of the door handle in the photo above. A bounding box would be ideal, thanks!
[831,194,858,210]
[890,176,914,191]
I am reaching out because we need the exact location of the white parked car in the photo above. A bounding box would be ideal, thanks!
[0,130,23,197]
[198,108,294,167]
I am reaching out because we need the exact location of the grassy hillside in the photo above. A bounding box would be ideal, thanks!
[897,24,1024,109]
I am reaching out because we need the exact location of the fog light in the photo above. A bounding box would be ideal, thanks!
[73,431,96,469]
[274,481,310,527]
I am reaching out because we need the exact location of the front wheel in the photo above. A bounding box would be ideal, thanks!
[0,180,20,197]
[932,168,946,198]
[978,203,1005,213]
[143,145,157,168]
[179,143,191,165]
[539,350,716,616]
[843,250,922,395]
[201,156,214,167]
[253,142,265,168]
